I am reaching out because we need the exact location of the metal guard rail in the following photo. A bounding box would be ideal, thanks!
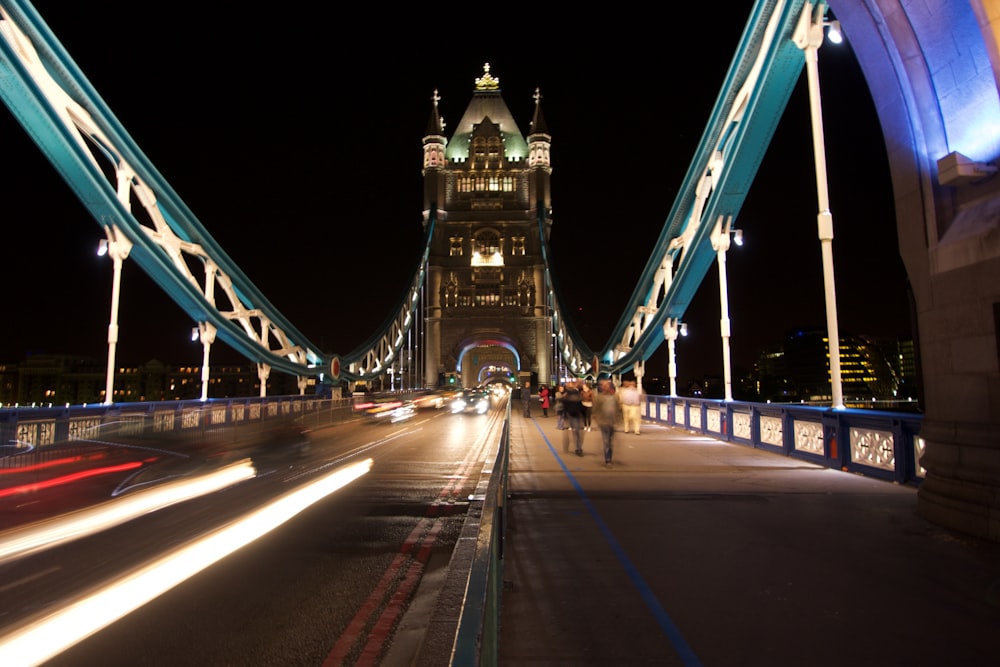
[642,396,925,485]
[416,398,510,667]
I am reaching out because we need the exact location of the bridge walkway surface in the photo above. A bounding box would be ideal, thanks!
[496,412,1000,666]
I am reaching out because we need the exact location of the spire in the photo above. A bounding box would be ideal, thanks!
[423,89,447,172]
[529,87,549,136]
[527,87,551,170]
[425,89,445,136]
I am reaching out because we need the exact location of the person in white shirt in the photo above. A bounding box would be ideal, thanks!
[618,380,642,435]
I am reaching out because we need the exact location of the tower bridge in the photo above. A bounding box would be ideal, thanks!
[1,0,998,539]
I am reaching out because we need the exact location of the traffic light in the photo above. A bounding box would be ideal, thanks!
[447,373,456,385]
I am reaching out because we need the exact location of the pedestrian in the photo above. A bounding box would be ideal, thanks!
[522,381,532,417]
[561,380,585,455]
[554,384,566,429]
[580,382,594,431]
[593,379,618,466]
[539,384,551,417]
[619,380,642,434]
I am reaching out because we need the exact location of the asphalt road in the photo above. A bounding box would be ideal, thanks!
[0,402,497,666]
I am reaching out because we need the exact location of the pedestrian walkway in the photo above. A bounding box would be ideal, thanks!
[498,412,1000,666]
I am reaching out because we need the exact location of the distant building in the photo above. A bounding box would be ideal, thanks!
[755,329,913,404]
[0,354,303,406]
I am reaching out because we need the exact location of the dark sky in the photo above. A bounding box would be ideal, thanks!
[1,3,911,384]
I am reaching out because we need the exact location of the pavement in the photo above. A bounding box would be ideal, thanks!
[497,413,1000,666]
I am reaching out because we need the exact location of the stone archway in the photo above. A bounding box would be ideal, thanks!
[831,0,1000,540]
[454,335,522,388]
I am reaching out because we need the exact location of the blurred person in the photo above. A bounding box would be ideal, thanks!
[554,384,566,429]
[593,379,618,466]
[522,381,532,417]
[619,380,642,435]
[539,384,551,417]
[580,382,594,431]
[561,380,585,455]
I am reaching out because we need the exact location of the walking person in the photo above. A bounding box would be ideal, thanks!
[554,384,566,429]
[619,380,642,434]
[561,380,585,455]
[539,384,551,417]
[580,382,594,431]
[521,381,532,417]
[593,379,618,466]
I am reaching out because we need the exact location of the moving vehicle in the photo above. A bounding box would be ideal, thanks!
[356,398,417,424]
[450,387,491,415]
[411,390,449,410]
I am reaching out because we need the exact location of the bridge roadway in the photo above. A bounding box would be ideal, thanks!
[493,411,1000,666]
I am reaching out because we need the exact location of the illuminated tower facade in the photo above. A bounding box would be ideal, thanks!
[421,64,553,389]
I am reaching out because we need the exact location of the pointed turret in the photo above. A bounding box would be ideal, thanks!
[527,87,551,171]
[423,89,447,173]
[422,89,448,225]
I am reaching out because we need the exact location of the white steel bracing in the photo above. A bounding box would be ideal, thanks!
[0,0,433,385]
[547,0,825,380]
[1,0,825,389]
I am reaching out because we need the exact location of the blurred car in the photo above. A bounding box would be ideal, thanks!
[411,390,448,410]
[450,387,491,415]
[356,398,417,424]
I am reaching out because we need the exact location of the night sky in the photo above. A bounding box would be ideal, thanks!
[0,3,911,385]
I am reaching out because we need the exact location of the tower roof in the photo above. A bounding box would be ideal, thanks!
[444,63,529,161]
[425,89,445,136]
[529,87,549,137]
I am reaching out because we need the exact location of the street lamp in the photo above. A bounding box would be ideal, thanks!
[191,322,217,401]
[99,227,132,405]
[663,319,687,397]
[793,1,845,409]
[710,215,742,402]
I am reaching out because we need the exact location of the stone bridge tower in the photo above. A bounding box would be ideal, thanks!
[421,64,553,390]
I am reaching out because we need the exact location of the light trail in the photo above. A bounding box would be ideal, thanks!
[0,458,373,667]
[0,459,257,565]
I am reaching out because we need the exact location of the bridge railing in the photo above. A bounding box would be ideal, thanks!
[642,395,925,485]
[0,396,356,469]
[417,397,510,667]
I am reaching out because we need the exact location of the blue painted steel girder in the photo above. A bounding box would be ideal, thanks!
[585,0,826,376]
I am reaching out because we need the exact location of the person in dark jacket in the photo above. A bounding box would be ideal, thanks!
[593,379,618,466]
[561,380,585,456]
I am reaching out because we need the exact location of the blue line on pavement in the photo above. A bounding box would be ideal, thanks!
[531,420,703,667]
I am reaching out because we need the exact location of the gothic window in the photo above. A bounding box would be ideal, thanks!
[475,290,501,307]
[476,231,500,256]
[450,237,463,257]
[512,236,525,256]
[471,230,503,266]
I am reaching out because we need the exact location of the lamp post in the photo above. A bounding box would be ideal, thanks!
[192,322,216,401]
[710,215,742,402]
[99,227,132,405]
[793,2,845,409]
[663,319,687,397]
